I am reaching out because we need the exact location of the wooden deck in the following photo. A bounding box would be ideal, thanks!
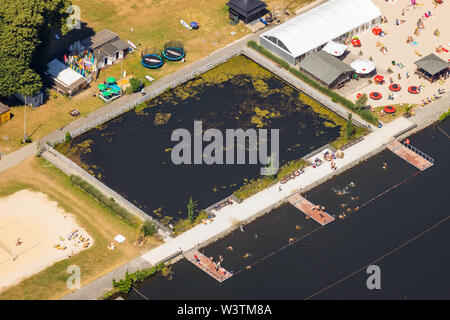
[287,193,335,226]
[386,140,434,171]
[184,250,233,283]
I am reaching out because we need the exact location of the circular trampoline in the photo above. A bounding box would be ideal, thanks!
[141,48,164,69]
[163,40,186,61]
[389,83,402,92]
[408,86,420,94]
[384,106,396,114]
[370,92,382,100]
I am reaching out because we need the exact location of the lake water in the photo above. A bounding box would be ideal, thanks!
[58,56,353,223]
[123,120,450,299]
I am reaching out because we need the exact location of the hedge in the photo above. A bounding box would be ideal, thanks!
[247,41,378,125]
[70,175,140,227]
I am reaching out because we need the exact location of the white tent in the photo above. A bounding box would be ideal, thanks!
[322,41,348,57]
[350,59,376,74]
[260,0,382,64]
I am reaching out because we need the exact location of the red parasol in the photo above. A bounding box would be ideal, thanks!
[372,26,382,35]
[351,39,361,47]
[374,75,384,83]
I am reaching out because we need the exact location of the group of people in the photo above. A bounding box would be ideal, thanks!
[280,168,305,185]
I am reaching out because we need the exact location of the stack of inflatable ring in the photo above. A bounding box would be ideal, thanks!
[370,92,382,100]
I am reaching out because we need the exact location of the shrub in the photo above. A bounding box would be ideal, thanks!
[70,175,140,227]
[439,109,450,121]
[129,78,143,93]
[112,263,165,293]
[141,219,157,237]
[65,132,72,143]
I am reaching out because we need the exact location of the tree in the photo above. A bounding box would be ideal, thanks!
[141,220,157,237]
[65,132,72,142]
[187,197,194,222]
[346,113,354,139]
[355,93,368,111]
[0,0,71,98]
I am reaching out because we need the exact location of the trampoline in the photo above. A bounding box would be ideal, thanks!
[384,106,396,114]
[163,40,186,61]
[389,83,402,92]
[408,86,420,94]
[370,92,382,100]
[141,48,164,69]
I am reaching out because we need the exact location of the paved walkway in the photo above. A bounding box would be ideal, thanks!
[0,142,36,174]
[140,117,415,266]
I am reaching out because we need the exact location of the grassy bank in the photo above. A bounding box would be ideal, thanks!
[0,157,162,300]
[247,41,378,125]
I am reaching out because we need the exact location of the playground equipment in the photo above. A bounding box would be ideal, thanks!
[370,92,382,100]
[163,41,186,61]
[389,84,402,92]
[141,47,164,69]
[384,106,396,114]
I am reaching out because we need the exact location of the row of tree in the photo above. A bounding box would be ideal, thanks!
[0,0,71,98]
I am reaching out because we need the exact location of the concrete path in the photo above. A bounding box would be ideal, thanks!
[0,142,36,174]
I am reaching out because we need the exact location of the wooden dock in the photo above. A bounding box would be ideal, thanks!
[386,140,434,171]
[287,193,335,226]
[184,250,233,283]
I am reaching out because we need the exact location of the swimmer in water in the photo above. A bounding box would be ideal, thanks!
[355,206,360,211]
[246,265,252,270]
[295,225,301,230]
[382,162,387,170]
[347,208,352,213]
[340,203,347,208]
[349,182,355,187]
[350,196,355,201]
[226,246,233,251]
[289,238,296,243]
[254,234,258,239]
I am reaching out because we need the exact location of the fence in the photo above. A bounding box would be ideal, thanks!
[403,141,435,164]
[49,49,244,146]
[42,145,172,235]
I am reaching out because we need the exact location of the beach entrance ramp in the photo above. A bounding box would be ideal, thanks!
[287,193,335,226]
[184,250,233,283]
[386,140,434,171]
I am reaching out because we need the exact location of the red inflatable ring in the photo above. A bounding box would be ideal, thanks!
[370,92,382,100]
[389,83,401,92]
[408,86,419,94]
[384,105,396,114]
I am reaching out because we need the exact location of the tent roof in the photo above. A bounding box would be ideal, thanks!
[227,0,267,17]
[0,102,10,114]
[322,41,348,56]
[414,53,449,75]
[350,59,376,74]
[298,51,354,86]
[261,0,381,58]
[46,59,87,89]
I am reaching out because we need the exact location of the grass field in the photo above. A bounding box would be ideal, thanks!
[374,103,417,123]
[0,0,313,153]
[0,157,162,300]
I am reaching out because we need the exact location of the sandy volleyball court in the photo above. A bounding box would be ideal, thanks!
[343,0,450,108]
[0,190,93,291]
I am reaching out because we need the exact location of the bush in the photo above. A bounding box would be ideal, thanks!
[112,263,165,293]
[65,132,72,143]
[141,219,157,237]
[439,109,450,121]
[129,78,143,93]
[247,41,378,125]
[70,175,140,227]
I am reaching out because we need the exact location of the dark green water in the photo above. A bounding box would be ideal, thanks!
[123,120,450,300]
[58,56,349,223]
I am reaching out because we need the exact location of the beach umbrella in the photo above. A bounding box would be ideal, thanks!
[351,39,361,47]
[350,59,375,74]
[98,84,106,91]
[110,87,120,94]
[102,91,112,97]
[106,77,116,84]
[374,75,384,83]
[372,26,382,35]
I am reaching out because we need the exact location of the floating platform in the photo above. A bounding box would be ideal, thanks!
[386,140,434,171]
[287,193,335,226]
[184,250,233,283]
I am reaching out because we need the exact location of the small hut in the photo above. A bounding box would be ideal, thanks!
[0,102,11,124]
[414,53,449,83]
[226,0,268,24]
